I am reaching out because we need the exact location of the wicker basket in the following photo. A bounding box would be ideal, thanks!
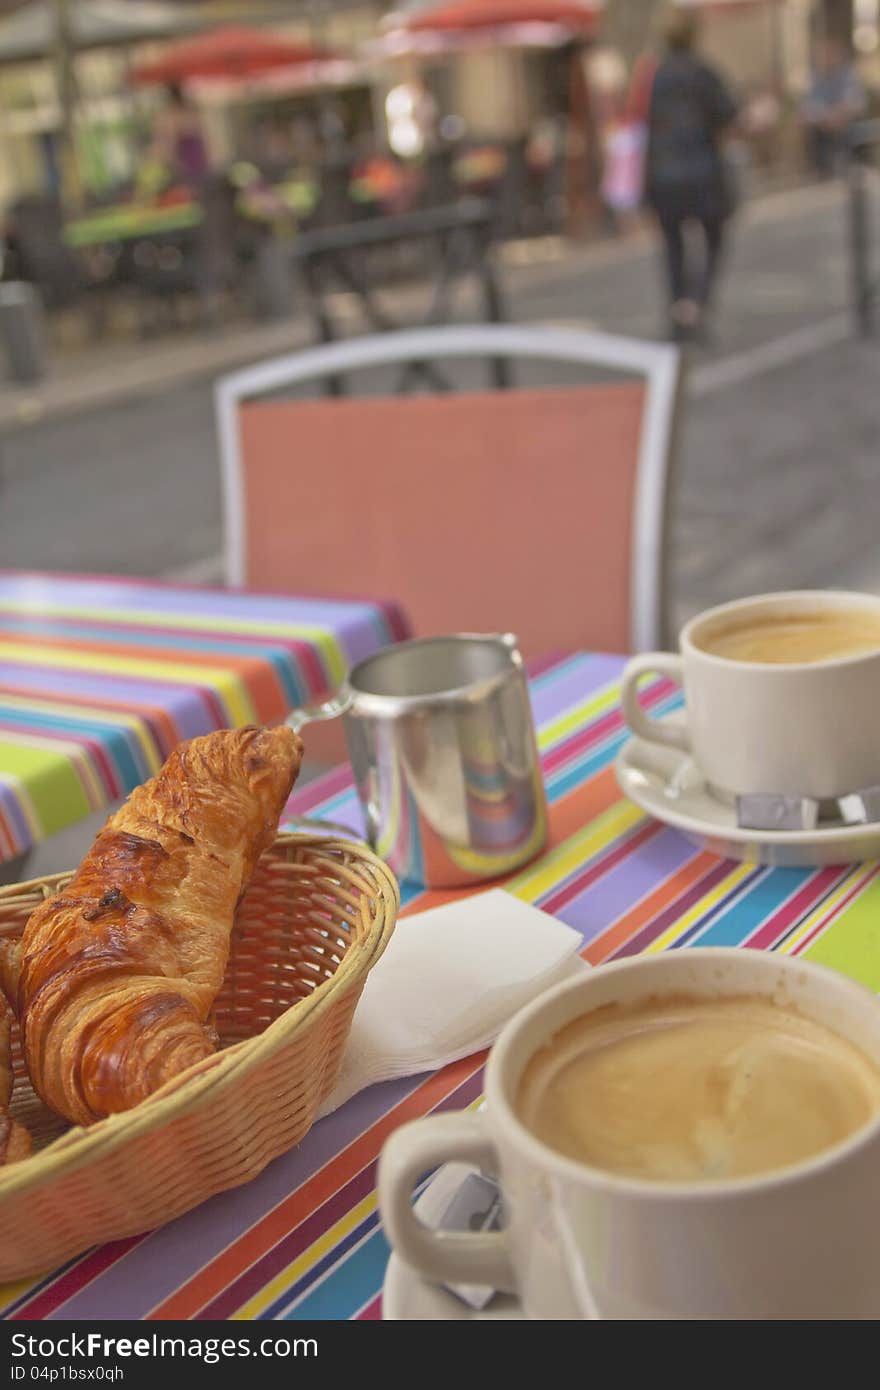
[0,833,399,1281]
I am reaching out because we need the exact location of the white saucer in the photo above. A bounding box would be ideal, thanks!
[383,1254,525,1320]
[382,1160,525,1320]
[615,714,880,867]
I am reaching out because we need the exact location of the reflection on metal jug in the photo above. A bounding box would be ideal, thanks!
[291,634,548,888]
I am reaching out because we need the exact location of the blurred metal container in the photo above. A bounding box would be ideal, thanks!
[294,634,548,888]
[0,282,44,384]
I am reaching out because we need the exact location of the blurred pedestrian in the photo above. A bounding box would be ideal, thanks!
[802,37,866,178]
[601,104,647,235]
[645,8,738,342]
[151,83,210,190]
[601,49,657,236]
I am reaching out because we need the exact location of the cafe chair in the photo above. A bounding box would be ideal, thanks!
[7,195,114,336]
[215,323,683,657]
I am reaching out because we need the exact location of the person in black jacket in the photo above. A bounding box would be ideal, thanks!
[645,8,738,341]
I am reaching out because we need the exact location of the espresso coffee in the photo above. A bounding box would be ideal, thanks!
[698,610,880,665]
[516,994,880,1182]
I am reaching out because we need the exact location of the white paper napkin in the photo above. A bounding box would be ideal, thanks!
[318,888,585,1118]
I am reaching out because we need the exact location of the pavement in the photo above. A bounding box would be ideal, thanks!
[1,177,878,628]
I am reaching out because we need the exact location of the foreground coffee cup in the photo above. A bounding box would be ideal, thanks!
[620,590,880,799]
[291,633,547,888]
[378,949,880,1319]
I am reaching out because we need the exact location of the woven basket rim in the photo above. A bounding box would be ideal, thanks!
[0,832,398,1200]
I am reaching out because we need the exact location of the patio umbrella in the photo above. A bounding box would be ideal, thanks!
[390,0,602,35]
[677,1,784,8]
[132,25,339,85]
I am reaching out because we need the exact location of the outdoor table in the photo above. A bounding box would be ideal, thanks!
[63,201,203,249]
[0,572,408,867]
[62,201,206,316]
[2,647,876,1320]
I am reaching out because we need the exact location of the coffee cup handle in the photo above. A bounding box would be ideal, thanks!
[619,653,689,752]
[378,1114,516,1293]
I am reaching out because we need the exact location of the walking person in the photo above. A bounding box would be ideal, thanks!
[644,8,738,342]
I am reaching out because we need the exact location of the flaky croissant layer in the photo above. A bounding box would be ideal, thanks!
[1,724,302,1127]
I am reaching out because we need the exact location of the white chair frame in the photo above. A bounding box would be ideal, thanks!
[215,324,683,651]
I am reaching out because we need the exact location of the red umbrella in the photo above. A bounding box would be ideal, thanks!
[395,0,602,34]
[133,26,338,84]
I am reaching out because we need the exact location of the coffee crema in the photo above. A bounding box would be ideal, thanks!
[696,611,880,666]
[516,994,880,1183]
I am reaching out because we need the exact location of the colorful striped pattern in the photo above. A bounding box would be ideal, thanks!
[0,572,408,862]
[2,649,879,1321]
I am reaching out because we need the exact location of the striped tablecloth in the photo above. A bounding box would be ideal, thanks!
[2,649,879,1321]
[0,572,408,863]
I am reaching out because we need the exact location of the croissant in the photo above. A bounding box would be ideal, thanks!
[0,724,302,1127]
[0,1004,30,1164]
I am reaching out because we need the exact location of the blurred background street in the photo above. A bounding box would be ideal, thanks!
[2,176,876,628]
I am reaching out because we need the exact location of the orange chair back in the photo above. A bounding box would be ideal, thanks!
[238,382,646,659]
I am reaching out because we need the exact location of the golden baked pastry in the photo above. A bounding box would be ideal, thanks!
[0,725,302,1127]
[0,1004,30,1164]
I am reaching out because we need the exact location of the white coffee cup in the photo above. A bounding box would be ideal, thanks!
[619,590,880,800]
[378,949,880,1319]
